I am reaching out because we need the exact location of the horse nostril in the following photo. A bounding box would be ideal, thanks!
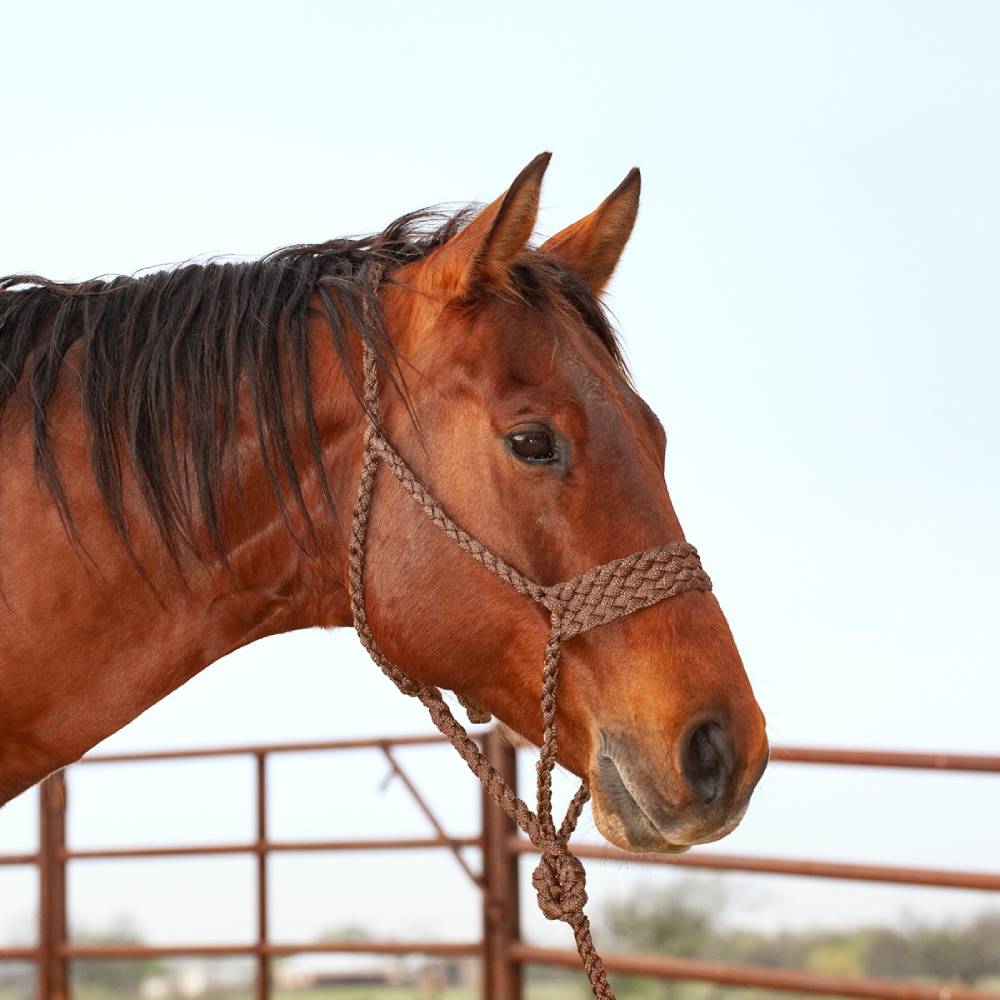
[682,721,732,805]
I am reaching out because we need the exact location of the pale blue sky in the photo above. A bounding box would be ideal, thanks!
[1,0,998,959]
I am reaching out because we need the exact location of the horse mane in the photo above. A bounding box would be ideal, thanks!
[0,207,623,567]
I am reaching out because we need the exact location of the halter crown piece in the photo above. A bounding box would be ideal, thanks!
[348,274,713,999]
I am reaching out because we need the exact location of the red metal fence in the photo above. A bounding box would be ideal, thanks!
[1,730,998,1000]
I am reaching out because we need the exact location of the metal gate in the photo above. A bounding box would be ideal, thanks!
[1,730,998,1000]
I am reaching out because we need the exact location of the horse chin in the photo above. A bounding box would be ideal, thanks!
[590,793,692,855]
[589,753,692,855]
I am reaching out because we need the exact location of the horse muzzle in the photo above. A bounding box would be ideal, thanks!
[589,723,768,853]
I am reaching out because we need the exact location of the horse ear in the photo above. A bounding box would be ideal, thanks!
[540,167,641,295]
[422,152,551,297]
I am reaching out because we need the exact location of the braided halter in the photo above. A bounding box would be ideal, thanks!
[348,316,713,998]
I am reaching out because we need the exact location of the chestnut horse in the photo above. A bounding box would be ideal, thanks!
[0,155,767,853]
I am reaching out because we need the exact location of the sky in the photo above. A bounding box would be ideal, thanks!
[1,0,998,971]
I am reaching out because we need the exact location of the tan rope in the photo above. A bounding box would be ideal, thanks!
[348,278,712,999]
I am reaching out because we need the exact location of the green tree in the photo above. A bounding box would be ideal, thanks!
[603,879,728,959]
[601,881,732,1000]
[599,879,1000,993]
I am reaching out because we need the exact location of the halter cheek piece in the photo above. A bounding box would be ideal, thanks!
[349,315,712,1000]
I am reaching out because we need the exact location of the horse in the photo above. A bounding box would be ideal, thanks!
[0,154,768,854]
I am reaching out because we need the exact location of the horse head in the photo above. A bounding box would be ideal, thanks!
[361,155,768,852]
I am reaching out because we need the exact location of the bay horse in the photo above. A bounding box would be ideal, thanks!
[0,154,767,853]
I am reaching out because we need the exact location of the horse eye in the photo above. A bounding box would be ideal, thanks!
[507,428,557,463]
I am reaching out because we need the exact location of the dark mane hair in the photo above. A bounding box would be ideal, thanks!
[0,207,622,567]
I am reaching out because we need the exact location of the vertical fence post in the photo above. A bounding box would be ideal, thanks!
[254,752,269,1000]
[481,729,522,1000]
[38,771,68,1000]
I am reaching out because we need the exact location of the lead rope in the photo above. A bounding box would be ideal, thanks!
[348,359,615,1000]
[348,271,712,998]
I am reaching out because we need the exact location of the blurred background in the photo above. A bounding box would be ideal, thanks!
[1,1,998,998]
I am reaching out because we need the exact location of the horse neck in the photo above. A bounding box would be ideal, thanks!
[112,301,369,632]
[203,308,368,626]
[0,308,365,804]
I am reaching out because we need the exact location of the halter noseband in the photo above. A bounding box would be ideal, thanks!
[348,296,712,999]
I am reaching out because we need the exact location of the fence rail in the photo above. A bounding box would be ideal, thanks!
[510,944,1000,1000]
[1,731,997,1000]
[510,839,1000,892]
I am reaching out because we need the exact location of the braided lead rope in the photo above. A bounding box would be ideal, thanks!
[348,276,712,998]
[349,343,615,996]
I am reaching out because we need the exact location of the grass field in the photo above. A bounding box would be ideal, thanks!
[1,982,590,1000]
[272,989,581,1000]
[8,975,996,1000]
[1,986,585,1000]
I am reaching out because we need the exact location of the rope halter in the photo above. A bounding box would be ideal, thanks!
[348,284,713,999]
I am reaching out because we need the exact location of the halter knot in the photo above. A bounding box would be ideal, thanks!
[532,842,588,922]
